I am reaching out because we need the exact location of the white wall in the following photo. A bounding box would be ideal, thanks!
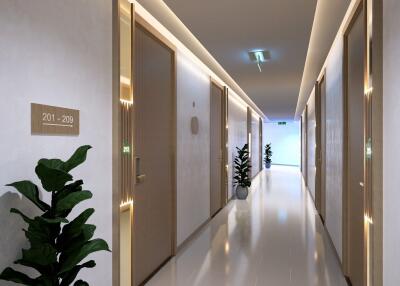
[228,95,248,199]
[324,37,344,261]
[383,1,400,284]
[251,115,260,177]
[0,1,112,285]
[307,91,316,200]
[265,121,301,166]
[176,53,211,246]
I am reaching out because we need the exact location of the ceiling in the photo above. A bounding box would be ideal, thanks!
[295,0,351,119]
[163,0,317,120]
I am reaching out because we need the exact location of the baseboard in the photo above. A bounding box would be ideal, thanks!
[271,163,300,167]
[176,218,211,254]
[345,276,352,286]
[176,198,235,254]
[302,176,347,281]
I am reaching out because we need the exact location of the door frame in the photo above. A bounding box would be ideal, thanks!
[112,2,178,285]
[210,79,228,214]
[259,117,263,171]
[302,104,308,187]
[342,0,366,283]
[315,72,327,222]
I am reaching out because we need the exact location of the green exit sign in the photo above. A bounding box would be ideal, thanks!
[278,122,287,125]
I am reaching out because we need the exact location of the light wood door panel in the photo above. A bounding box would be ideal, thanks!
[134,24,174,286]
[346,8,365,286]
[210,83,223,217]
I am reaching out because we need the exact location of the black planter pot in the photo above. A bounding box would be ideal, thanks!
[265,161,271,169]
[236,186,249,200]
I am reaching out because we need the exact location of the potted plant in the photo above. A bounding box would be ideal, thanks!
[264,143,272,169]
[233,144,252,200]
[0,145,110,286]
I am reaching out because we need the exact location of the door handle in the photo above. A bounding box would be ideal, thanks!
[135,156,146,184]
[359,182,364,189]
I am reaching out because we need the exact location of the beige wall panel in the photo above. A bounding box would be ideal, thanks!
[176,53,211,246]
[120,208,132,286]
[307,91,316,200]
[228,96,248,199]
[0,1,112,284]
[383,0,400,284]
[324,38,344,261]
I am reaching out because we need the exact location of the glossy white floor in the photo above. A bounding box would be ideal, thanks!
[146,166,347,286]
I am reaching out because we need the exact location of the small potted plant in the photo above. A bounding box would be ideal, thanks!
[264,143,272,169]
[233,144,252,200]
[0,145,110,286]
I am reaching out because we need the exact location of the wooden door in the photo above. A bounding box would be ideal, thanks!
[210,82,223,217]
[133,24,174,286]
[316,75,327,222]
[320,76,327,221]
[345,6,365,286]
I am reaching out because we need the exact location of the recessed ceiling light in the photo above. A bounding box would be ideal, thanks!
[248,50,271,72]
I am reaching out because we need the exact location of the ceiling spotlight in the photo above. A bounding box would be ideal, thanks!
[248,50,271,72]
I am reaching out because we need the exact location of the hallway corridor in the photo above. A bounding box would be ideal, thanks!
[146,166,347,286]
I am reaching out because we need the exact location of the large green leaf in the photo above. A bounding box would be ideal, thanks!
[24,229,49,247]
[59,224,96,256]
[34,276,54,286]
[39,216,69,224]
[20,244,57,267]
[6,181,50,211]
[74,280,89,286]
[62,145,92,172]
[35,163,73,192]
[0,267,36,285]
[56,191,92,212]
[59,239,110,274]
[11,209,57,246]
[58,209,95,247]
[60,260,95,286]
[38,158,65,170]
[27,217,53,241]
[37,146,92,174]
[61,208,94,237]
[56,180,84,202]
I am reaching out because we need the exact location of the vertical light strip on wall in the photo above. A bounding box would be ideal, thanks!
[119,1,134,286]
[223,87,229,203]
[119,0,134,206]
[364,1,373,285]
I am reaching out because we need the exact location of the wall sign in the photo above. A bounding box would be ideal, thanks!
[191,116,199,135]
[31,103,79,136]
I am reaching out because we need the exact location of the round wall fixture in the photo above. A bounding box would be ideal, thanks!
[191,116,199,135]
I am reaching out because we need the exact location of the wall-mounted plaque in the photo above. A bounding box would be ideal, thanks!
[191,116,199,135]
[31,103,79,136]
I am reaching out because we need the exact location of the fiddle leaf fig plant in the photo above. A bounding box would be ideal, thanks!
[0,145,110,286]
[264,143,272,167]
[233,143,252,188]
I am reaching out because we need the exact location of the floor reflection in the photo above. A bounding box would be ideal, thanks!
[146,166,347,286]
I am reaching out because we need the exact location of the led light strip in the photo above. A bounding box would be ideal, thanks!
[135,1,265,119]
